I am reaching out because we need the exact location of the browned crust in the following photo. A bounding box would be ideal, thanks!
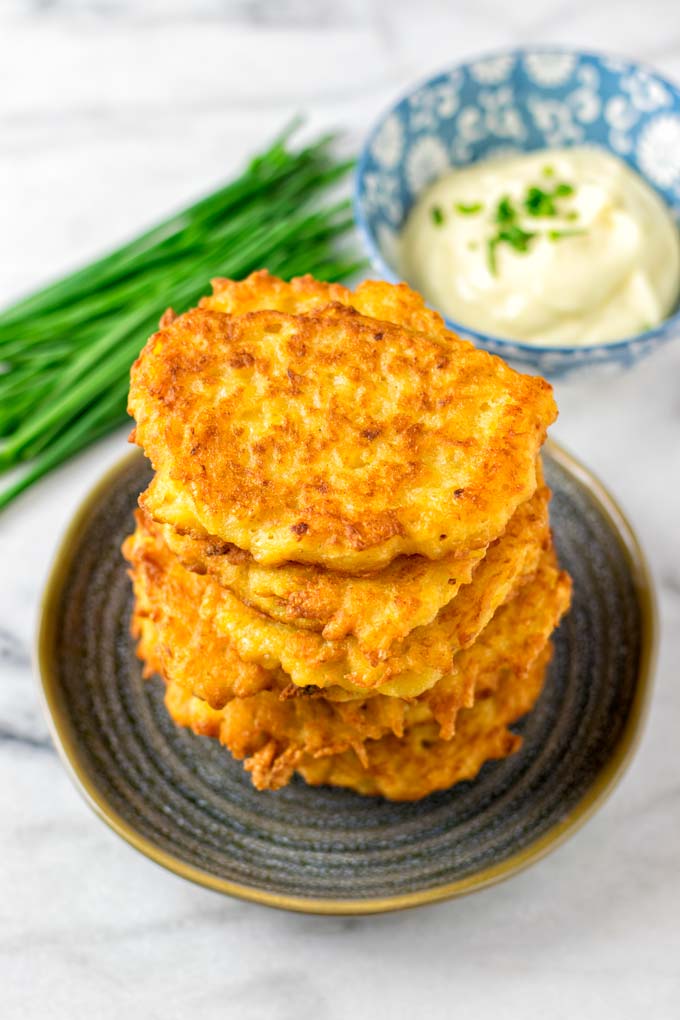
[138,502,571,794]
[129,272,556,570]
[296,643,554,800]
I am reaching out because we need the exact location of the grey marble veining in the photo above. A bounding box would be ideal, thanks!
[1,2,680,1017]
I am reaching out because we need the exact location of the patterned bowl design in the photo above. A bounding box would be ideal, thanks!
[355,48,680,376]
[36,445,656,914]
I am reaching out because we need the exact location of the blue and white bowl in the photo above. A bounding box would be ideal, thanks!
[355,48,680,377]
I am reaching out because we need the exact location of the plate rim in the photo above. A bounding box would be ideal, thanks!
[35,440,658,915]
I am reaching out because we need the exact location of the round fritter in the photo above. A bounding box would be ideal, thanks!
[165,684,408,794]
[159,464,546,659]
[202,270,453,340]
[129,275,556,571]
[125,504,568,720]
[158,545,570,793]
[123,510,275,708]
[297,644,552,801]
[204,482,551,697]
[426,548,571,738]
[165,643,552,800]
[161,521,486,653]
[125,509,410,756]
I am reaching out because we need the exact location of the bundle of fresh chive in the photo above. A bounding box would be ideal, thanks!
[0,126,362,511]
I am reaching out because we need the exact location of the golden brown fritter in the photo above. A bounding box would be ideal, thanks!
[247,551,569,787]
[123,510,275,709]
[160,463,546,661]
[427,548,571,737]
[158,554,570,794]
[161,522,485,651]
[125,508,384,705]
[126,506,570,793]
[297,644,552,801]
[166,643,552,800]
[203,482,551,697]
[165,684,408,792]
[129,274,556,571]
[156,407,544,663]
[124,270,570,803]
[202,270,453,340]
[126,509,410,766]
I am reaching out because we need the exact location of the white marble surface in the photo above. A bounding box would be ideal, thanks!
[2,2,680,1017]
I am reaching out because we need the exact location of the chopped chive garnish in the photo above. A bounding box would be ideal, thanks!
[524,181,576,217]
[487,224,536,274]
[548,229,585,241]
[495,196,516,224]
[431,205,445,225]
[455,202,484,215]
[524,186,558,217]
[466,177,584,276]
[498,224,537,252]
[487,238,498,275]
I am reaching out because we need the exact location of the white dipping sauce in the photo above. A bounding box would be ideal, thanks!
[400,147,680,346]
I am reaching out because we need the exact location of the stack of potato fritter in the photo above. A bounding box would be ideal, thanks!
[123,272,571,800]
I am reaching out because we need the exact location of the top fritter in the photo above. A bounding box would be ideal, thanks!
[129,273,556,571]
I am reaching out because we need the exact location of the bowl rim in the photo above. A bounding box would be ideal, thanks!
[35,440,658,915]
[354,44,680,358]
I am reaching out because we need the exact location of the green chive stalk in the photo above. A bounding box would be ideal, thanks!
[0,126,363,511]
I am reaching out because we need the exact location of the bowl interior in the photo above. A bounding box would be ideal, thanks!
[356,49,680,361]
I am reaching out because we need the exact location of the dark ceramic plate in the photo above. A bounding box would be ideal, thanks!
[37,442,656,914]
